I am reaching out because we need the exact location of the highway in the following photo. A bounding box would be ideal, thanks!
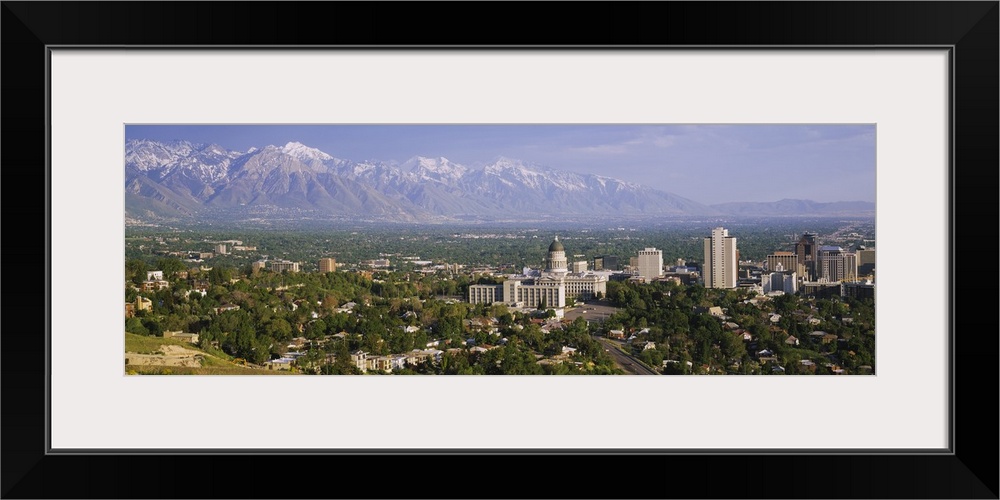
[565,300,660,375]
[595,336,660,375]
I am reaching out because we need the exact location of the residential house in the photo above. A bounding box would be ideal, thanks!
[351,351,368,373]
[390,355,408,371]
[135,296,153,313]
[366,355,393,373]
[214,304,241,314]
[141,280,170,292]
[756,349,778,364]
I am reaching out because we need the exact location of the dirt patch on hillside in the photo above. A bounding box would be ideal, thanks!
[125,344,205,368]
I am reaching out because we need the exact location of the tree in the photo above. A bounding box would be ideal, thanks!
[265,318,293,341]
[126,259,148,286]
[141,318,163,337]
[156,257,185,278]
[305,319,326,339]
[125,317,147,335]
[208,266,233,286]
[321,340,362,375]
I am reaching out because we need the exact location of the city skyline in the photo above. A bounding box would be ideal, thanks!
[125,124,876,206]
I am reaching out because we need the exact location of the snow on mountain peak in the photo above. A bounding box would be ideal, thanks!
[281,141,333,161]
[402,155,468,182]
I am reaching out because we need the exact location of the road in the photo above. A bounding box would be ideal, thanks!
[595,336,659,375]
[564,300,659,374]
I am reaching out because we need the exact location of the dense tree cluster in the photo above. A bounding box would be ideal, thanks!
[603,280,875,374]
[125,259,620,374]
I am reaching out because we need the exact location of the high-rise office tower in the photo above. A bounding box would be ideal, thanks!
[795,233,819,280]
[319,258,337,273]
[817,246,858,282]
[636,248,664,280]
[857,247,876,277]
[703,227,738,289]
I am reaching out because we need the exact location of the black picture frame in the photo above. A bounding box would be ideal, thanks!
[3,2,997,498]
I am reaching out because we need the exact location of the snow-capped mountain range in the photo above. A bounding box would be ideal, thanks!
[124,140,875,222]
[124,139,718,221]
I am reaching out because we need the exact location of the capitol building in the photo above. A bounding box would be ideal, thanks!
[468,236,609,309]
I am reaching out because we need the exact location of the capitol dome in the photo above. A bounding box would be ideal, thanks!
[548,236,565,252]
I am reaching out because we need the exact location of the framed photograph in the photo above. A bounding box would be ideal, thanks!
[5,2,997,498]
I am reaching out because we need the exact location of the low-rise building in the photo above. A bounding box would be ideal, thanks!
[351,351,368,373]
[214,304,241,314]
[135,296,153,313]
[162,331,199,344]
[268,260,300,273]
[366,355,393,373]
[141,280,170,291]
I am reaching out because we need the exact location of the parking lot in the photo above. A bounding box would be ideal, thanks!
[563,299,620,324]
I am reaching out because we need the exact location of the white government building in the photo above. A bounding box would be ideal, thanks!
[468,236,608,309]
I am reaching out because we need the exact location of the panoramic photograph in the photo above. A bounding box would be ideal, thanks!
[123,124,876,375]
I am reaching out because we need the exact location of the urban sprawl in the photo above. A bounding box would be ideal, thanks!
[125,226,876,376]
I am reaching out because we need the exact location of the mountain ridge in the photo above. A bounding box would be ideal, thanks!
[124,140,874,223]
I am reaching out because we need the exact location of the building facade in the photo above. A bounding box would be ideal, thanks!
[318,258,337,273]
[857,248,876,278]
[467,237,607,308]
[636,247,664,280]
[817,246,858,282]
[268,260,300,273]
[842,280,875,300]
[468,284,501,305]
[762,271,798,295]
[503,279,566,309]
[766,251,798,274]
[795,233,819,280]
[593,255,618,271]
[703,227,738,289]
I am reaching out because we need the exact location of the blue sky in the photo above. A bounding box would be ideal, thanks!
[125,124,875,205]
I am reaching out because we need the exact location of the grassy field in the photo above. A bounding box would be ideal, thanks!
[125,365,296,375]
[124,332,283,374]
[124,332,209,354]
